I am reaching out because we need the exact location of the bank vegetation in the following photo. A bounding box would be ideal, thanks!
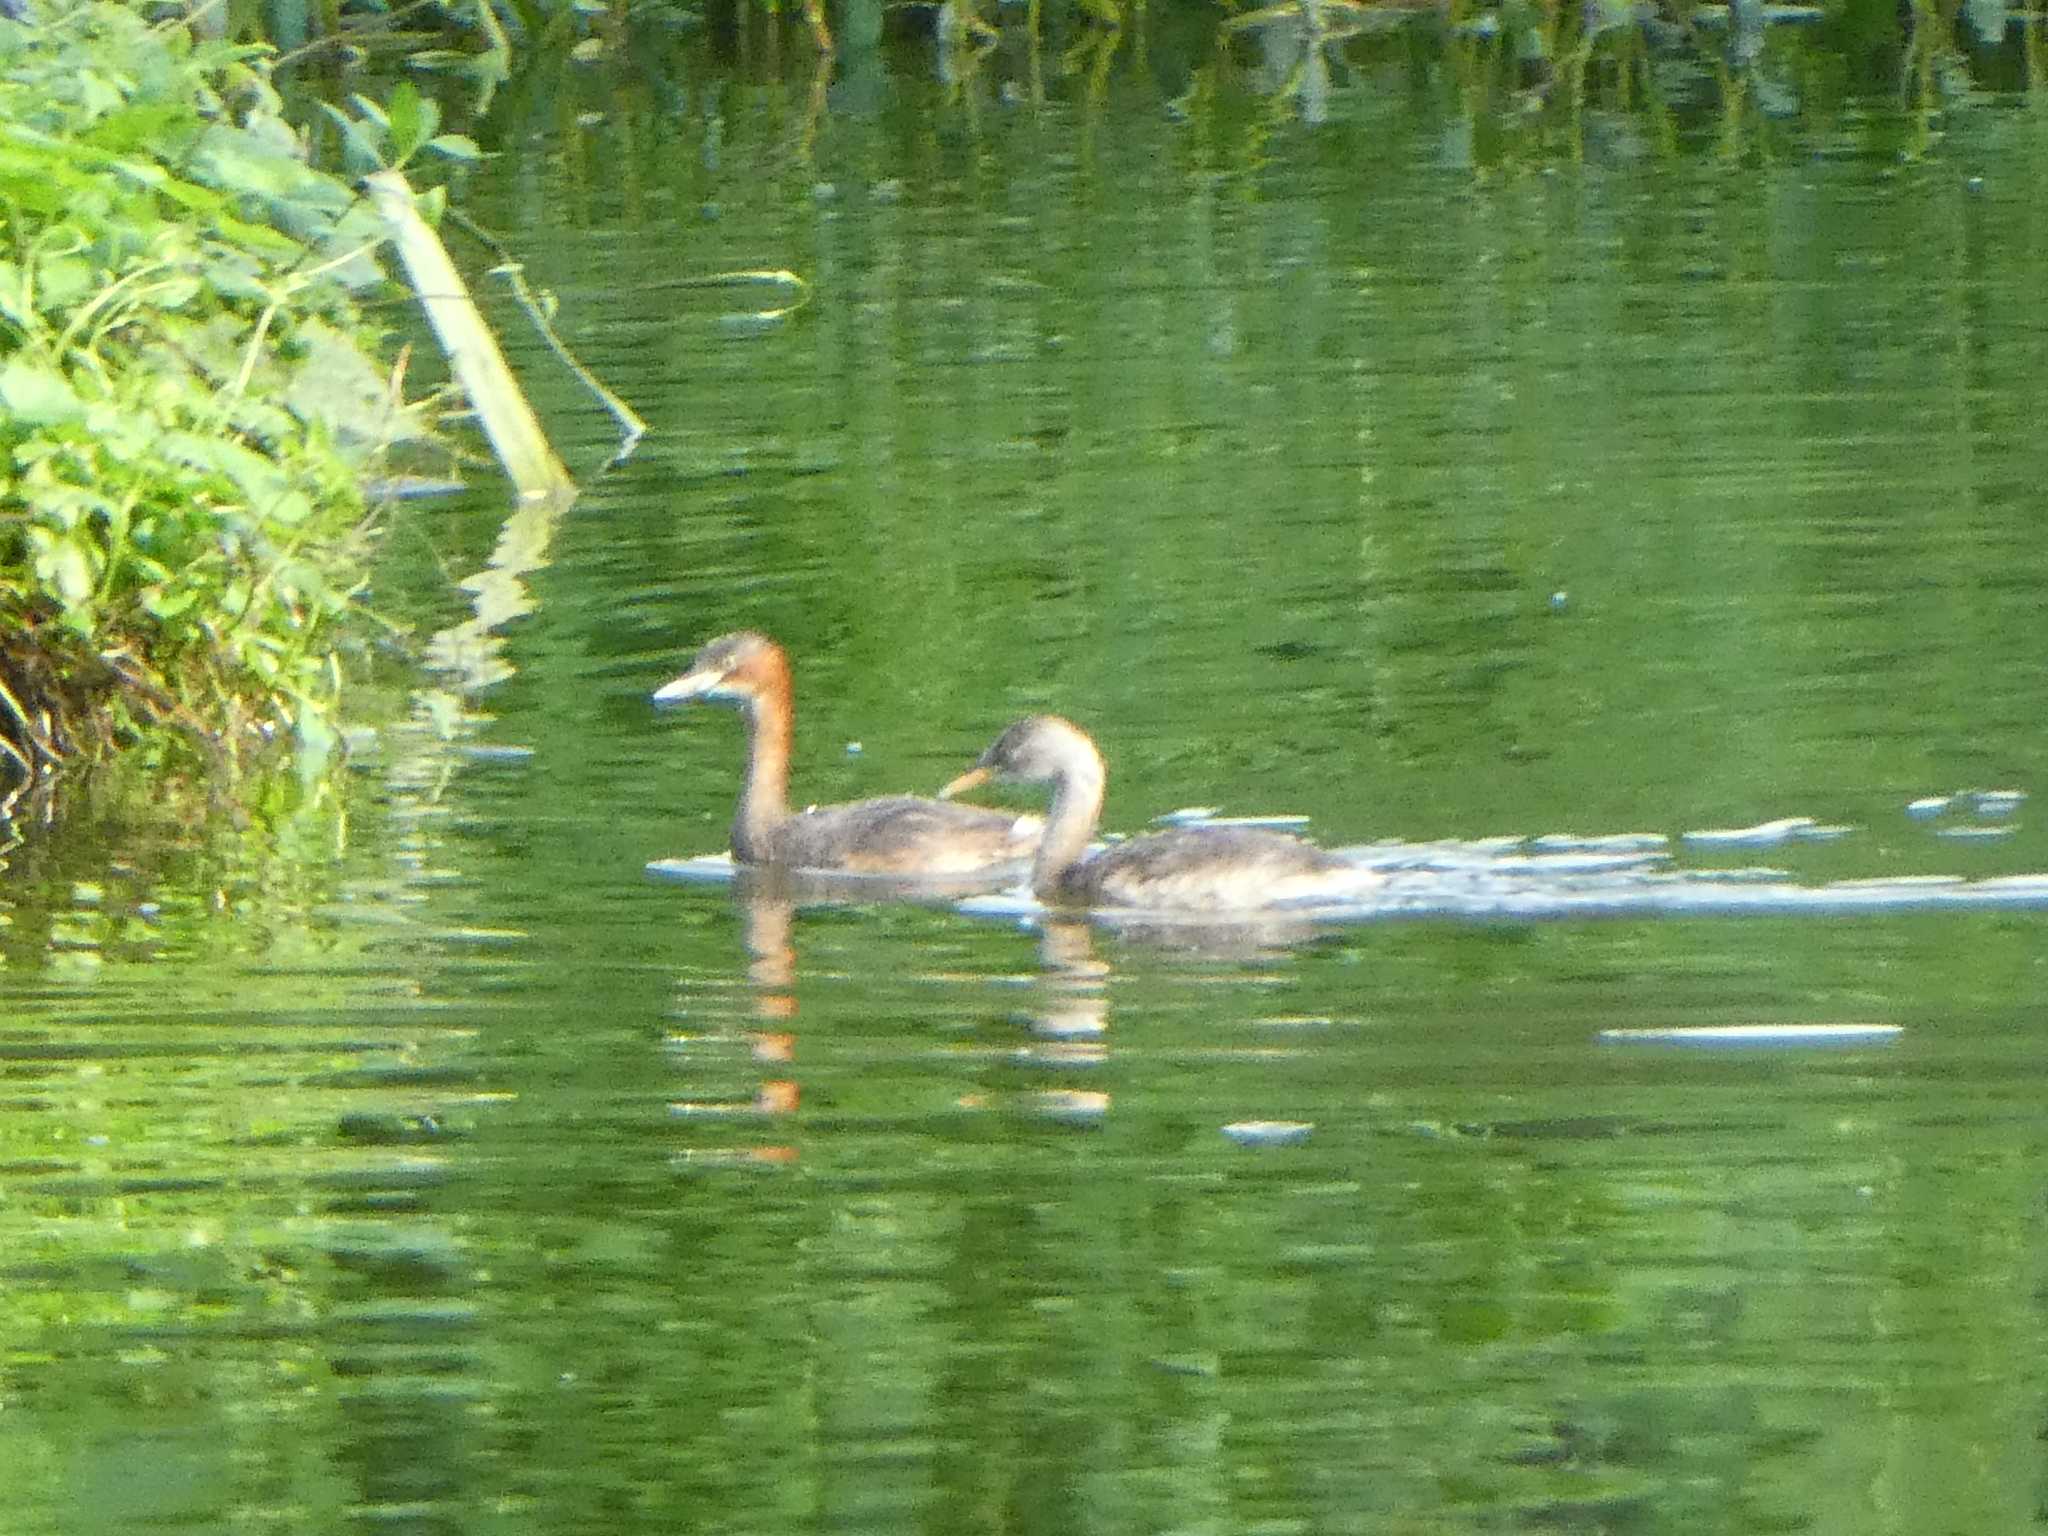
[0,1,464,817]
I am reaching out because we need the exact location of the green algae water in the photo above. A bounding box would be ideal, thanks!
[6,24,2048,1533]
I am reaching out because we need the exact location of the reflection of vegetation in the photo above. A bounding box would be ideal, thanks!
[380,0,2037,174]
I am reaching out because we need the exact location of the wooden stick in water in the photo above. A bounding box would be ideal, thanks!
[364,169,573,501]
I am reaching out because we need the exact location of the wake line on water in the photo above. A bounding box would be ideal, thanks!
[647,804,2048,926]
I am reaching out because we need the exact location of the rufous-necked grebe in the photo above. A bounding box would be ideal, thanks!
[653,632,1040,876]
[941,714,1377,910]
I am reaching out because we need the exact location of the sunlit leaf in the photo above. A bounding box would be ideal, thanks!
[211,211,303,258]
[425,134,483,162]
[385,81,440,165]
[346,94,391,133]
[0,358,85,424]
[143,588,199,619]
[34,254,95,311]
[29,530,98,617]
[403,49,481,71]
[154,272,203,310]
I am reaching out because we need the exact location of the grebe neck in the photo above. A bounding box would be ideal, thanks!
[731,669,795,861]
[1031,748,1106,899]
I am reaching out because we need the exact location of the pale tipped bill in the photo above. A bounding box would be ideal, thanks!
[938,764,993,800]
[652,666,738,707]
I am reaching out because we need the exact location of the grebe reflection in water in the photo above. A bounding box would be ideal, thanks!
[942,714,1379,912]
[653,632,1040,877]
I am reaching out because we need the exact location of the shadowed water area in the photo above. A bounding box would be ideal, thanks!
[6,17,2048,1531]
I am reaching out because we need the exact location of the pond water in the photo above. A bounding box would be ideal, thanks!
[8,17,2048,1532]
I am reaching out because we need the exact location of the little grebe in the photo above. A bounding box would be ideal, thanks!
[654,632,1040,876]
[941,714,1376,910]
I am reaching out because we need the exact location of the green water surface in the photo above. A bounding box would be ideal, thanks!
[5,23,2048,1534]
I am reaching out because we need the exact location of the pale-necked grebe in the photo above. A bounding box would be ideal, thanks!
[653,632,1040,876]
[941,714,1375,910]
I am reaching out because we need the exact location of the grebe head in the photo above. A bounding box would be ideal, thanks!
[653,631,785,709]
[940,715,1101,798]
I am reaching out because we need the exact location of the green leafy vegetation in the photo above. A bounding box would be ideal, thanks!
[0,2,451,803]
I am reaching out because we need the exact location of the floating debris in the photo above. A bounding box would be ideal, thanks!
[1222,1120,1314,1146]
[1029,1090,1110,1125]
[1013,1042,1109,1069]
[1911,789,2023,822]
[432,926,529,946]
[1682,817,1854,848]
[1484,849,1672,874]
[1528,833,1668,853]
[1598,1023,1902,1048]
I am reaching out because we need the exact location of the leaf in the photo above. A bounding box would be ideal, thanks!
[200,244,269,301]
[403,49,480,71]
[160,430,289,508]
[29,529,98,617]
[425,134,483,163]
[107,156,227,217]
[74,71,127,121]
[210,212,302,260]
[153,272,203,310]
[143,587,199,620]
[346,94,391,133]
[0,259,32,328]
[34,255,97,311]
[267,490,314,527]
[285,316,413,446]
[315,101,387,175]
[0,358,85,425]
[384,81,439,165]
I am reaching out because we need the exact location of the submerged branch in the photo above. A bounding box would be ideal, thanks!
[499,259,648,468]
